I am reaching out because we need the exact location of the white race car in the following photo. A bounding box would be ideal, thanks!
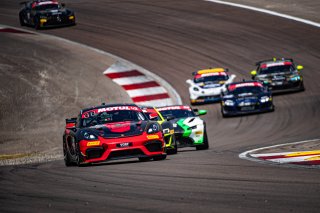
[186,68,236,104]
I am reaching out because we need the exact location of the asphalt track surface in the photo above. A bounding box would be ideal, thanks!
[1,0,320,212]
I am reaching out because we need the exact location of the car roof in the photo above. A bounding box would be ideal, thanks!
[256,58,293,66]
[193,68,227,75]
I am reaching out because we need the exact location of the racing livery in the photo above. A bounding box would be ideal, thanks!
[157,105,208,150]
[186,68,236,104]
[250,58,304,93]
[140,106,177,154]
[19,0,76,29]
[63,103,166,166]
[221,81,274,117]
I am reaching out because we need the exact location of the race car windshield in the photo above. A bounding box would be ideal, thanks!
[34,4,60,11]
[259,65,294,74]
[160,109,195,119]
[194,75,228,84]
[82,110,146,127]
[230,86,263,95]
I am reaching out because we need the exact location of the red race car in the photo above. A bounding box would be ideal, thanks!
[63,103,167,166]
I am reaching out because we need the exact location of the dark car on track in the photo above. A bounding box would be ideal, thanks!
[221,81,274,117]
[19,0,76,29]
[140,106,177,154]
[63,103,167,166]
[250,58,304,93]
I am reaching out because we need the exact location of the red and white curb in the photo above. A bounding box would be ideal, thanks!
[239,139,320,168]
[250,150,320,165]
[104,61,180,106]
[0,26,34,34]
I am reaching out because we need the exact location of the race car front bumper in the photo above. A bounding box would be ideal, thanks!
[39,15,75,28]
[222,102,274,117]
[78,132,166,163]
[268,80,304,94]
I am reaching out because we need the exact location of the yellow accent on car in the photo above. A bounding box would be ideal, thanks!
[147,135,159,139]
[69,16,75,20]
[40,19,47,23]
[170,130,174,134]
[87,141,100,146]
[195,131,203,135]
[197,68,225,74]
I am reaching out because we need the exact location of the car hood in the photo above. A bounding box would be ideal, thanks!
[87,121,147,138]
[197,81,225,89]
[171,117,203,134]
[38,8,70,16]
[257,72,291,80]
[224,93,263,106]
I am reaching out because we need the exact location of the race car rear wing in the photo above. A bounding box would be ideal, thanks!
[192,68,229,76]
[255,58,293,66]
[65,118,77,129]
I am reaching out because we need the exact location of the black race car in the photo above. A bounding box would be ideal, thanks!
[19,0,76,29]
[250,58,304,94]
[221,81,274,117]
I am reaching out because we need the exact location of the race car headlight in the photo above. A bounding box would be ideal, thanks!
[83,131,98,140]
[147,123,160,134]
[173,123,177,128]
[193,87,200,92]
[290,76,301,81]
[260,96,270,103]
[224,100,234,106]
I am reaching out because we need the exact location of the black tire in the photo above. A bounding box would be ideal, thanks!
[221,109,228,118]
[196,130,209,150]
[63,142,72,167]
[19,14,25,26]
[139,157,152,162]
[153,155,167,161]
[167,135,178,155]
[300,82,305,92]
[34,17,40,30]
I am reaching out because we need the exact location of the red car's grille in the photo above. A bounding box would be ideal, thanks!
[107,149,144,160]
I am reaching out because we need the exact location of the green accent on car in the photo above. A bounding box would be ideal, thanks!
[177,119,192,137]
[198,110,207,116]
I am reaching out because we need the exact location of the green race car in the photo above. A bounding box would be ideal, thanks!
[156,105,208,150]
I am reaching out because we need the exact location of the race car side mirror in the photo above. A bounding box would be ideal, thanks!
[251,70,257,80]
[297,65,304,71]
[197,110,207,116]
[186,79,193,85]
[66,118,77,129]
[149,113,158,121]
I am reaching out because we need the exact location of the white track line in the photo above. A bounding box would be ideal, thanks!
[204,0,320,28]
[239,139,320,168]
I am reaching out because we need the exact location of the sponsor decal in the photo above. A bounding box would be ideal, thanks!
[87,141,100,146]
[82,106,141,118]
[260,62,292,69]
[195,72,227,79]
[147,134,159,139]
[228,82,262,91]
[157,106,191,111]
